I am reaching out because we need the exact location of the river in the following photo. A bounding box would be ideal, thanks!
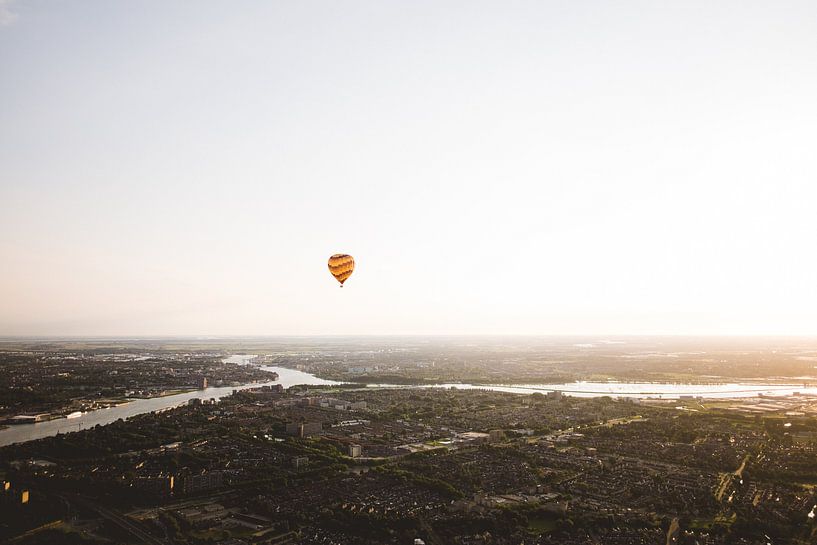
[422,381,817,399]
[1,355,816,447]
[0,356,339,447]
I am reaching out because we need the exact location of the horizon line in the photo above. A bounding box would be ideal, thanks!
[2,333,817,341]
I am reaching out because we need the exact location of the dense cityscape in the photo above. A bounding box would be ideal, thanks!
[3,339,817,544]
[4,0,816,543]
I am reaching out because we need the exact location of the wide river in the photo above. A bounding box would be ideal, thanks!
[2,354,816,447]
[0,356,338,447]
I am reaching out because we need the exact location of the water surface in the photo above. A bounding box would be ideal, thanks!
[2,356,814,447]
[0,356,339,447]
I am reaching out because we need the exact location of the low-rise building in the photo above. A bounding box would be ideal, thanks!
[292,456,309,469]
[177,471,223,495]
[285,421,322,437]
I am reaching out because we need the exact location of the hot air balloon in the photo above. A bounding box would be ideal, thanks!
[328,254,354,287]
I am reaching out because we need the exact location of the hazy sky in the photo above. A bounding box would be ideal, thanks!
[2,1,816,336]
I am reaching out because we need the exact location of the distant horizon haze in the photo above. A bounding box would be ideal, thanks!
[2,1,816,336]
[3,334,815,340]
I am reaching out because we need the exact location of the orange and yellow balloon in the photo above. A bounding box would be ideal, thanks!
[328,254,355,287]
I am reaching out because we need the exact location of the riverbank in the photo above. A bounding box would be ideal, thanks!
[0,362,337,448]
[5,355,817,448]
[302,368,817,388]
[268,362,817,399]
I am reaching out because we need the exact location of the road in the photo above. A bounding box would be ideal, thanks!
[64,494,167,545]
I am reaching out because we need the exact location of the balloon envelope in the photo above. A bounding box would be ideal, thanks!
[328,254,354,286]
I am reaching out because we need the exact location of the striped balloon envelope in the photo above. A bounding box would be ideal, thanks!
[328,254,355,287]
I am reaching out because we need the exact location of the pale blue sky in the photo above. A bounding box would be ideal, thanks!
[2,1,816,336]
